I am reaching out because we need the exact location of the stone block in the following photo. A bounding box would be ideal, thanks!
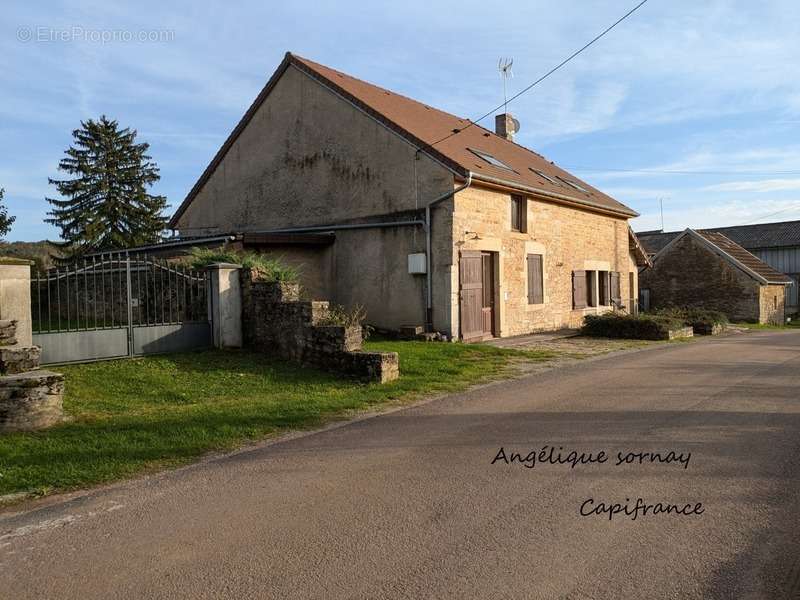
[0,319,17,347]
[347,351,399,383]
[0,369,65,432]
[399,325,424,339]
[666,326,694,340]
[0,344,40,374]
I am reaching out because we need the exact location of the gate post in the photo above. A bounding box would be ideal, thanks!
[207,263,242,348]
[0,257,33,346]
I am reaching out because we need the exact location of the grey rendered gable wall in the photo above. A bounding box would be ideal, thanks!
[175,64,455,235]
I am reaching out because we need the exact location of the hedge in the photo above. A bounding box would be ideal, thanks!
[582,313,686,340]
[649,307,728,334]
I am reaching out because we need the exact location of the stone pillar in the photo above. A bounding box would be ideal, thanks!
[207,263,243,348]
[0,258,33,346]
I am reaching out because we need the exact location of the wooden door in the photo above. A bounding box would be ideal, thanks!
[481,253,495,337]
[459,251,484,342]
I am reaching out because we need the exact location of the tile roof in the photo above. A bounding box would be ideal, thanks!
[703,220,800,249]
[637,231,680,255]
[652,229,793,285]
[694,231,793,284]
[638,219,800,254]
[169,53,637,228]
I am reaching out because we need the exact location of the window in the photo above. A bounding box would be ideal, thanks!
[527,254,544,304]
[510,194,527,232]
[468,148,515,171]
[586,271,597,307]
[556,176,589,193]
[598,271,609,306]
[530,168,558,185]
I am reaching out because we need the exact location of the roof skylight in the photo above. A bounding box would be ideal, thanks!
[530,169,558,185]
[468,148,515,171]
[556,176,590,193]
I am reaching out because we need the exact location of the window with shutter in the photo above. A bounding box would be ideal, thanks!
[586,271,597,307]
[598,271,611,306]
[510,195,527,232]
[572,270,587,309]
[527,254,543,304]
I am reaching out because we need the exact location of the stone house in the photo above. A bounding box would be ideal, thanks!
[638,228,792,324]
[638,219,800,315]
[168,52,650,341]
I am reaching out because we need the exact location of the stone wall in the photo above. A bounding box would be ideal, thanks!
[759,284,786,325]
[241,275,398,383]
[0,370,65,432]
[0,318,64,433]
[450,185,638,336]
[639,234,763,322]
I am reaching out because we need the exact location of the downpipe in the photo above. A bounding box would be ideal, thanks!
[425,172,473,332]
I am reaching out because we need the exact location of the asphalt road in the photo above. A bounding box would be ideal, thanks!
[2,330,800,599]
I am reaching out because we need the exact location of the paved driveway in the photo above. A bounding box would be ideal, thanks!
[2,330,799,599]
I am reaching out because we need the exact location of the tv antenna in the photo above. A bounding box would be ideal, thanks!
[498,57,514,113]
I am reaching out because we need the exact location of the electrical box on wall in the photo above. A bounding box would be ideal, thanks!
[408,253,427,274]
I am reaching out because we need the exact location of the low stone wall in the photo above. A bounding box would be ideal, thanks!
[665,326,694,340]
[693,323,726,336]
[0,370,65,432]
[0,317,65,433]
[242,277,399,383]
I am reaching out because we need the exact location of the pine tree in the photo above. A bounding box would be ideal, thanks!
[0,189,16,240]
[46,115,167,259]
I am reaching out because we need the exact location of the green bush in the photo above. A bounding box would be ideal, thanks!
[582,312,685,340]
[650,307,728,331]
[187,247,300,282]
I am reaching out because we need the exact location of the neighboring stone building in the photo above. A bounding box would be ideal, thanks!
[168,52,650,341]
[638,229,793,324]
[638,219,800,314]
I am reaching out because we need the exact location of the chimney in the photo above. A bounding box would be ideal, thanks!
[495,113,519,141]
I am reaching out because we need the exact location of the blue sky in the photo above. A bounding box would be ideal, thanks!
[3,0,800,241]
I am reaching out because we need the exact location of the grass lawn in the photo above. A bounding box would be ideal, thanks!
[0,339,555,498]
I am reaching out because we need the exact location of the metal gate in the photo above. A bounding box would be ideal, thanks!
[31,253,212,365]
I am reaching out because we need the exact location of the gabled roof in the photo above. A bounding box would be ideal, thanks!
[628,227,652,267]
[638,219,800,255]
[169,52,637,228]
[637,231,680,255]
[652,228,793,285]
[702,220,800,250]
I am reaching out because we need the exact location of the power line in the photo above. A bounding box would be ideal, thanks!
[737,203,800,226]
[565,166,800,176]
[422,0,651,151]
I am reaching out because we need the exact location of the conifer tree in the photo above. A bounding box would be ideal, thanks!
[46,116,167,259]
[0,188,15,239]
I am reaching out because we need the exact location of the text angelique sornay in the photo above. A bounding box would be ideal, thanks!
[491,445,704,521]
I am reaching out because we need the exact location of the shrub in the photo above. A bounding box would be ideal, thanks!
[582,312,685,340]
[650,307,728,332]
[187,247,300,282]
[318,304,367,330]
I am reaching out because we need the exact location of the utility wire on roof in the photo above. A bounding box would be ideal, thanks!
[419,0,651,152]
[565,166,800,176]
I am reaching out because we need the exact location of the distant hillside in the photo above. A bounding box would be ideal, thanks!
[0,240,59,271]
